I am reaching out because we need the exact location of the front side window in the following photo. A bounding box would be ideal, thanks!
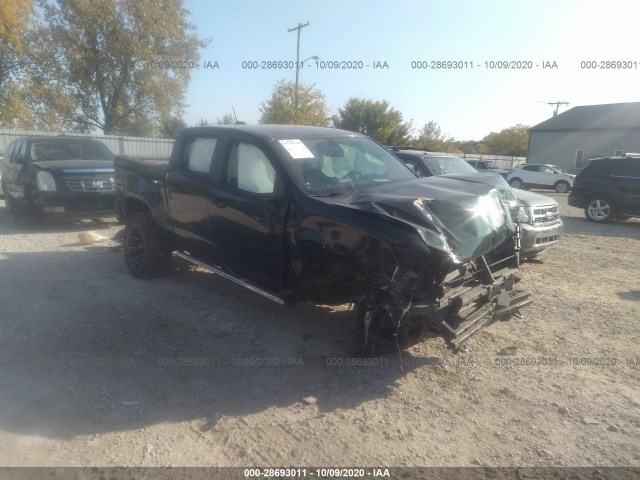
[226,142,276,194]
[403,158,428,177]
[485,161,501,169]
[186,137,217,174]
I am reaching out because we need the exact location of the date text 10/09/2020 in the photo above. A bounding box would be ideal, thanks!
[244,468,391,478]
[410,60,558,69]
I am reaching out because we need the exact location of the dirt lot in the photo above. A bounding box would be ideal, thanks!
[0,192,639,468]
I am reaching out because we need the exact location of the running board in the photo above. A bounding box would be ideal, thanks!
[175,251,286,306]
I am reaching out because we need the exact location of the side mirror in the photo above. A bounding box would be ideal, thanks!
[15,154,25,164]
[406,163,416,174]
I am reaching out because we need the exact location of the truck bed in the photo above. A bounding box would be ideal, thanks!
[114,155,169,184]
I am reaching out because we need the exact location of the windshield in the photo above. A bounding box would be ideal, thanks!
[485,161,502,169]
[549,165,566,173]
[277,136,416,196]
[30,139,115,161]
[424,156,477,175]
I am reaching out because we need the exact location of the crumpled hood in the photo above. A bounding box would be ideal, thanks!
[324,176,516,263]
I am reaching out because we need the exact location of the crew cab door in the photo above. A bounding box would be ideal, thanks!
[165,134,221,258]
[206,137,287,292]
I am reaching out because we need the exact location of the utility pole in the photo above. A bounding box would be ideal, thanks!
[547,101,569,117]
[288,21,310,124]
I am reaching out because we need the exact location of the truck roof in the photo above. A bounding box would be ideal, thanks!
[181,124,361,141]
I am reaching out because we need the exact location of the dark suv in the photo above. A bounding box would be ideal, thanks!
[568,154,640,223]
[1,136,116,222]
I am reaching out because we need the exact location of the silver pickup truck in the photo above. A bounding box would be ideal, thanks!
[389,148,563,259]
[514,189,563,258]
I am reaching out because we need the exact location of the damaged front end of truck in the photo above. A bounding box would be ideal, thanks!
[295,176,533,355]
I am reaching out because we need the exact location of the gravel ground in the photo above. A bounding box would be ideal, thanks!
[0,192,639,468]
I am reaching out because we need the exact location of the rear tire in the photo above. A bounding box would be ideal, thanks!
[3,185,15,215]
[124,212,171,278]
[554,180,570,193]
[509,178,525,189]
[585,197,616,223]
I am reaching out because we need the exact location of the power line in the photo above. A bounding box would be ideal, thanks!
[288,21,310,124]
[547,101,569,117]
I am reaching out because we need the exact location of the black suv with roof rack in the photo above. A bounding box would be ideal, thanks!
[568,154,640,223]
[1,136,116,222]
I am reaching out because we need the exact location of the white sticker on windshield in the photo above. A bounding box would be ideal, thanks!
[279,139,315,159]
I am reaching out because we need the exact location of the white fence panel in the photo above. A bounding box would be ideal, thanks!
[0,129,175,159]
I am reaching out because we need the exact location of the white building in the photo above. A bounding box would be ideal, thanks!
[527,102,640,173]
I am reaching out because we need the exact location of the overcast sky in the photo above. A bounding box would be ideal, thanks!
[183,0,639,140]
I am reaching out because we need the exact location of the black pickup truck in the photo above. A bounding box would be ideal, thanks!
[115,125,532,353]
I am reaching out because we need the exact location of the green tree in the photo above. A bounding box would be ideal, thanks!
[30,0,207,135]
[480,124,530,156]
[160,116,187,138]
[216,113,235,125]
[457,140,483,155]
[0,0,34,128]
[259,80,330,126]
[193,117,214,127]
[0,0,32,55]
[413,120,451,151]
[333,97,412,145]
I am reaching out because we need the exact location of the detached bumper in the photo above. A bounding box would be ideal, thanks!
[409,261,533,350]
[520,220,563,257]
[32,191,116,218]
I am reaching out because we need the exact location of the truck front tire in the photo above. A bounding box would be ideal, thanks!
[124,212,170,279]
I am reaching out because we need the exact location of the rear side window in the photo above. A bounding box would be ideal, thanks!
[522,165,539,172]
[583,159,613,177]
[5,141,16,161]
[615,159,640,176]
[226,142,276,194]
[186,137,217,174]
[10,141,24,163]
[627,160,640,176]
